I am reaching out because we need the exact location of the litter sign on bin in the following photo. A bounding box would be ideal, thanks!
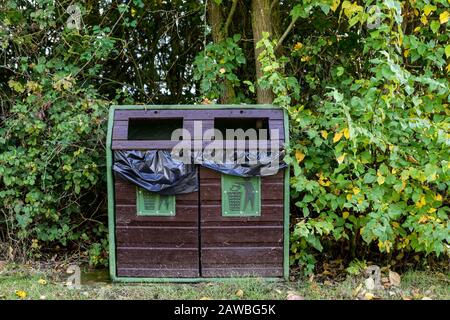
[221,175,261,216]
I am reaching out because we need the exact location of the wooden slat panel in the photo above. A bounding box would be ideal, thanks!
[116,205,198,225]
[114,109,283,121]
[112,119,284,142]
[200,181,283,201]
[202,267,283,277]
[201,204,283,222]
[184,119,214,139]
[116,226,198,247]
[201,247,283,264]
[269,119,285,140]
[112,140,285,150]
[202,226,283,247]
[117,248,198,268]
[200,168,284,180]
[113,121,128,140]
[118,268,199,278]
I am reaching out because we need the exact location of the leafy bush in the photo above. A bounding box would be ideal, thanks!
[257,1,449,274]
[0,0,117,262]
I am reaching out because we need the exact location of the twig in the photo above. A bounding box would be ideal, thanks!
[223,0,238,36]
[275,15,298,53]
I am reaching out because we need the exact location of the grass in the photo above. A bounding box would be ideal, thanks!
[0,263,448,300]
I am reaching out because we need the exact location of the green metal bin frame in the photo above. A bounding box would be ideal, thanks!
[106,104,290,282]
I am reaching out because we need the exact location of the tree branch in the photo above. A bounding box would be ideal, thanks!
[274,15,298,53]
[223,0,238,36]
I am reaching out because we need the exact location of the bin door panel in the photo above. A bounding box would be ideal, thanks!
[114,174,199,278]
[199,168,284,277]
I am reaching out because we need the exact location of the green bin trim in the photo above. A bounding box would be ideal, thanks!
[107,105,290,281]
[136,188,175,216]
[221,175,260,216]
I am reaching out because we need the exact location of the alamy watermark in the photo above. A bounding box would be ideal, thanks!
[168,121,283,175]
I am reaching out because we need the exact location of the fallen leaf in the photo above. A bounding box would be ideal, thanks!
[421,296,432,300]
[364,292,375,300]
[342,211,350,219]
[320,130,328,139]
[38,278,47,285]
[287,292,305,300]
[200,297,211,300]
[235,289,244,298]
[389,270,401,287]
[353,283,363,297]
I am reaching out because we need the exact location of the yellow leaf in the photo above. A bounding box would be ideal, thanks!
[342,211,349,219]
[341,1,363,18]
[295,150,305,163]
[336,153,346,164]
[321,130,328,139]
[352,187,360,195]
[415,195,426,208]
[343,127,350,139]
[445,64,450,73]
[377,175,385,185]
[439,11,449,24]
[346,194,352,201]
[423,5,436,16]
[15,290,27,299]
[130,7,137,17]
[414,9,419,17]
[318,174,331,186]
[38,279,47,285]
[428,208,437,213]
[420,15,428,25]
[413,26,421,33]
[333,131,343,143]
[235,289,244,298]
[403,49,410,57]
[293,42,303,50]
[435,194,443,202]
[301,56,311,62]
[200,297,211,300]
[331,0,340,12]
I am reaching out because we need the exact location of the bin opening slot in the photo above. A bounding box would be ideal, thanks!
[214,118,270,139]
[128,118,183,140]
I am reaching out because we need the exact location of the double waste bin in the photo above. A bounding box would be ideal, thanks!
[106,105,289,281]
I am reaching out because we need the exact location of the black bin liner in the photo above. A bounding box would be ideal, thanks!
[113,150,198,195]
[113,150,286,195]
[195,150,286,177]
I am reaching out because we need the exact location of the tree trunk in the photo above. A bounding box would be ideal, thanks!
[251,0,274,104]
[207,0,236,104]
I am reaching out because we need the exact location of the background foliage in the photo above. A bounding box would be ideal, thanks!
[0,0,448,273]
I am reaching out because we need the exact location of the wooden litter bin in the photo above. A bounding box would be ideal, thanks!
[106,105,289,281]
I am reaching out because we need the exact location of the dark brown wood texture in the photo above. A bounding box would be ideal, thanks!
[114,174,199,278]
[112,108,285,278]
[111,109,284,150]
[199,168,284,277]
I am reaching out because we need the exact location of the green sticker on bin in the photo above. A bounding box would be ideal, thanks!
[136,188,175,216]
[221,175,261,216]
